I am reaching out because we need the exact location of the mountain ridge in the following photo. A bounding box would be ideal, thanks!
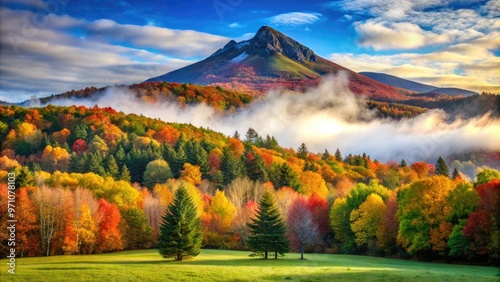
[359,72,477,96]
[146,26,409,100]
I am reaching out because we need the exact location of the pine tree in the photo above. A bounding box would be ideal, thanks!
[297,143,309,160]
[246,151,268,182]
[452,168,460,180]
[274,163,302,192]
[106,155,120,179]
[233,131,240,140]
[435,156,450,177]
[322,149,331,161]
[247,191,289,259]
[158,186,203,261]
[245,128,259,144]
[334,148,342,162]
[221,146,245,185]
[171,146,186,178]
[119,165,131,182]
[399,159,407,168]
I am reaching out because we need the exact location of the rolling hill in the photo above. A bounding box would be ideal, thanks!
[146,26,409,100]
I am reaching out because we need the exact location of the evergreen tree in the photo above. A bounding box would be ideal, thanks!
[246,151,268,182]
[322,149,331,161]
[106,155,120,179]
[233,131,240,140]
[120,165,131,182]
[335,148,343,162]
[158,186,203,261]
[435,156,450,177]
[221,146,245,185]
[263,135,279,150]
[115,145,126,167]
[245,128,259,144]
[297,143,308,160]
[69,152,85,173]
[87,152,106,176]
[303,161,316,172]
[452,168,460,180]
[193,143,209,179]
[171,146,187,178]
[399,159,407,168]
[273,163,302,192]
[247,191,289,259]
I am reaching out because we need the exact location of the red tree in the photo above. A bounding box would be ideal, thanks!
[306,194,330,237]
[95,199,123,253]
[72,139,87,155]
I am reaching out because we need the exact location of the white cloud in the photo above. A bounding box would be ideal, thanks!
[354,20,449,50]
[330,32,500,93]
[228,22,242,28]
[0,8,231,102]
[329,0,497,51]
[269,12,323,26]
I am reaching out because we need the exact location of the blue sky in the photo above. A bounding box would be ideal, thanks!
[0,0,498,102]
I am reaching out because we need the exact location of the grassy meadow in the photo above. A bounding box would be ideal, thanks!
[1,249,499,281]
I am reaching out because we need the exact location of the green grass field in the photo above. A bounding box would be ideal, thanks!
[1,249,499,281]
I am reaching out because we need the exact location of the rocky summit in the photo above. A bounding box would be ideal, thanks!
[146,26,409,100]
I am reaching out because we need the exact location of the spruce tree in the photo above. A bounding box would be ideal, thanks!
[119,165,131,182]
[247,191,289,259]
[245,128,259,144]
[399,159,407,168]
[452,168,460,180]
[435,156,450,177]
[246,151,268,182]
[297,143,308,160]
[334,148,343,162]
[221,146,245,185]
[233,131,241,140]
[274,163,302,192]
[106,155,120,179]
[322,149,331,161]
[158,186,203,261]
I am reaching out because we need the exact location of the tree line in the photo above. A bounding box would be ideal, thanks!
[0,104,498,264]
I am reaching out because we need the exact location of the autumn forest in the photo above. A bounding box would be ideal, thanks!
[0,85,499,265]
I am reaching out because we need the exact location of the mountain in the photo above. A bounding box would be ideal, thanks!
[359,72,477,96]
[426,87,477,96]
[146,26,409,100]
[359,72,436,93]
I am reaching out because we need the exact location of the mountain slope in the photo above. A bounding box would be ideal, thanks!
[146,26,409,100]
[359,72,436,93]
[359,72,477,96]
[426,87,477,96]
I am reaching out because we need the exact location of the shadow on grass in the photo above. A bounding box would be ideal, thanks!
[32,257,311,267]
[31,267,95,271]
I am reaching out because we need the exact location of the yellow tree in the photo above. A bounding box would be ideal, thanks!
[209,190,236,232]
[299,171,328,198]
[180,163,202,186]
[77,204,98,254]
[397,176,455,255]
[350,194,387,250]
[41,146,70,172]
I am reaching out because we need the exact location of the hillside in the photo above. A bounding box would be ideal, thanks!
[359,72,436,93]
[26,82,427,120]
[146,26,410,100]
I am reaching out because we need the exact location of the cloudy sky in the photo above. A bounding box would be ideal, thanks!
[1,0,498,102]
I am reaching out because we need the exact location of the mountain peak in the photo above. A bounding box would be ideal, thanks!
[250,26,316,62]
